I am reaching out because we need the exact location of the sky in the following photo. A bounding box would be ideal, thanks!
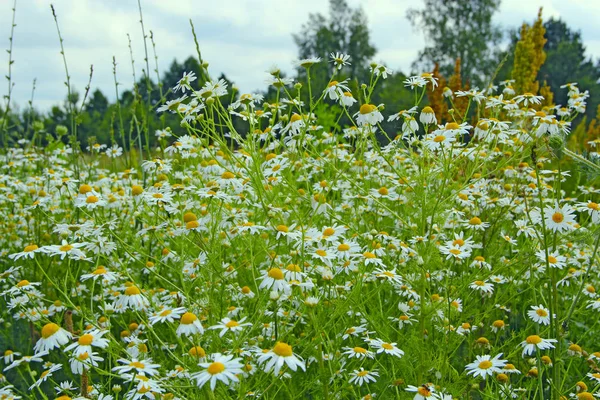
[0,0,599,111]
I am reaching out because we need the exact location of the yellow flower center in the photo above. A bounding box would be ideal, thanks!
[526,335,542,345]
[469,217,482,225]
[478,360,493,369]
[363,251,376,259]
[357,370,369,377]
[338,243,350,251]
[536,309,548,317]
[286,264,301,272]
[186,220,200,229]
[189,346,206,357]
[323,227,335,236]
[16,280,30,287]
[59,244,73,252]
[382,343,394,350]
[588,202,600,210]
[78,334,94,346]
[359,104,377,115]
[452,239,465,246]
[273,342,293,357]
[79,184,92,194]
[129,361,145,369]
[577,393,595,400]
[433,135,446,143]
[316,249,327,257]
[180,312,198,325]
[225,320,239,328]
[276,225,289,232]
[132,185,143,195]
[569,344,582,353]
[86,195,99,204]
[125,286,141,296]
[353,346,367,354]
[41,323,60,339]
[268,268,284,280]
[552,212,564,223]
[24,245,38,252]
[207,361,225,375]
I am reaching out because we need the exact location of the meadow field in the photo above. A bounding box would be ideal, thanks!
[2,1,600,399]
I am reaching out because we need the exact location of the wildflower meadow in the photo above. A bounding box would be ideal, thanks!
[1,1,600,399]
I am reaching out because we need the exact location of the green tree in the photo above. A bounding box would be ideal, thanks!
[293,0,376,92]
[407,0,503,87]
[538,18,600,117]
[497,17,600,118]
[85,89,109,115]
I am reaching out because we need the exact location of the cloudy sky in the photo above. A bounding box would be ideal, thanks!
[0,0,599,111]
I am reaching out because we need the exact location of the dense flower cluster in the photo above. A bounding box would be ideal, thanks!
[0,54,599,399]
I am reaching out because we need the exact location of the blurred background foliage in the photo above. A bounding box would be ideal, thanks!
[2,0,600,165]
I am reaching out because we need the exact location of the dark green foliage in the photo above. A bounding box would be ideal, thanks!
[407,0,503,87]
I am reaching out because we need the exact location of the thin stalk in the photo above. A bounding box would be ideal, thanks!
[1,0,18,148]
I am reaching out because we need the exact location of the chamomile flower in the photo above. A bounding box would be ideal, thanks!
[521,335,557,357]
[330,52,351,70]
[176,312,205,337]
[259,268,291,293]
[406,384,436,399]
[64,329,109,355]
[192,353,244,390]
[527,305,551,325]
[34,323,72,353]
[258,342,306,375]
[69,351,103,374]
[539,203,577,233]
[355,104,384,126]
[349,368,379,386]
[112,357,160,376]
[323,80,351,100]
[470,280,494,295]
[148,307,186,325]
[29,363,62,390]
[419,106,437,125]
[173,71,197,93]
[115,286,149,312]
[208,317,252,337]
[80,265,118,283]
[8,244,40,260]
[368,338,404,358]
[342,346,375,359]
[465,353,507,379]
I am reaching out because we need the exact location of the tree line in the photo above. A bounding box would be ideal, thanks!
[2,0,600,151]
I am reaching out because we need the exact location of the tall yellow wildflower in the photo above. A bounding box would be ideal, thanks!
[512,8,547,95]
